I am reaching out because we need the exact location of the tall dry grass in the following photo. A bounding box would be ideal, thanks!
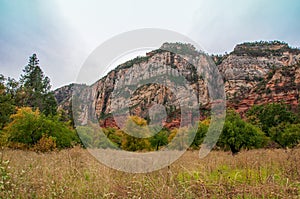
[1,147,299,198]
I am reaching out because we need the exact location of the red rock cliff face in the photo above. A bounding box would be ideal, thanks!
[55,41,300,128]
[97,53,205,128]
[237,63,300,115]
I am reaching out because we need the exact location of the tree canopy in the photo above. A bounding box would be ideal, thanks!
[19,54,57,115]
[246,103,298,135]
[2,107,79,149]
[0,54,79,151]
[218,110,267,155]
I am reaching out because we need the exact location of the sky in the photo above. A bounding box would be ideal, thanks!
[0,0,299,89]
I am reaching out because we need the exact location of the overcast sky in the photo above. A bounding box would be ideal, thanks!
[0,0,299,89]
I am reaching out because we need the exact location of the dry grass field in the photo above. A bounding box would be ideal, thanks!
[1,147,299,198]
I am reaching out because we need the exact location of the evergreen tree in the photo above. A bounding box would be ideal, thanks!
[19,54,57,115]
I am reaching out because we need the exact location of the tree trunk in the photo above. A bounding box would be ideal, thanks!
[230,144,239,156]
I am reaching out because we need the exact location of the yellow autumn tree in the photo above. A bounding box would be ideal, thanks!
[1,107,79,149]
[121,116,151,151]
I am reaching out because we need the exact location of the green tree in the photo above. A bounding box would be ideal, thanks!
[0,75,15,129]
[76,125,118,149]
[168,127,192,150]
[5,77,19,98]
[269,123,300,148]
[103,127,123,148]
[190,119,209,149]
[19,54,57,115]
[2,107,79,148]
[218,110,267,155]
[121,116,151,151]
[149,129,169,150]
[246,103,297,135]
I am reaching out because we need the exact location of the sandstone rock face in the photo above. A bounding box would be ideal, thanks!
[219,42,300,101]
[55,41,300,128]
[54,84,75,116]
[237,63,300,114]
[79,47,212,128]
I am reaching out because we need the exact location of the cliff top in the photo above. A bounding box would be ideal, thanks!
[232,40,300,56]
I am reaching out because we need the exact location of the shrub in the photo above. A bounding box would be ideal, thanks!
[168,127,193,150]
[33,134,57,152]
[149,129,169,150]
[121,116,151,151]
[246,103,298,135]
[190,119,209,149]
[269,123,300,148]
[2,107,79,149]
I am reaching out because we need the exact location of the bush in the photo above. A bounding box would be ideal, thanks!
[120,116,151,151]
[190,119,209,149]
[269,123,300,148]
[149,129,169,150]
[246,103,298,135]
[2,107,79,149]
[168,127,193,150]
[33,134,57,152]
[76,124,119,149]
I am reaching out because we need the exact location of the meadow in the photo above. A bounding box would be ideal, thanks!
[1,147,299,198]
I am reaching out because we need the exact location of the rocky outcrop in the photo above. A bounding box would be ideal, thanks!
[55,41,300,128]
[54,84,74,116]
[78,45,210,128]
[237,63,300,114]
[219,41,300,102]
